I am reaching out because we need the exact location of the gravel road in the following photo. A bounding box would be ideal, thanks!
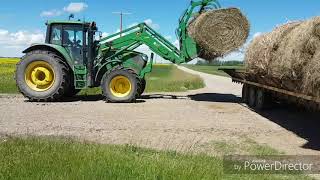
[0,66,319,155]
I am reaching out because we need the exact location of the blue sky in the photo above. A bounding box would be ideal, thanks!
[0,0,320,59]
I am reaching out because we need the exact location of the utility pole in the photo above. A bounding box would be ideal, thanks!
[112,12,132,37]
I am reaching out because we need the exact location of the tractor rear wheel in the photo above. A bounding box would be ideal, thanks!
[16,50,69,102]
[101,67,140,103]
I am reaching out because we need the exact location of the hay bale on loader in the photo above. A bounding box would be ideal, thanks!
[245,17,320,97]
[188,8,250,60]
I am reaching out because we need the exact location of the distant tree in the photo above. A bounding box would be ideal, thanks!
[196,59,243,66]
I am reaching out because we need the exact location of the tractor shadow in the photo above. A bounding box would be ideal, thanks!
[26,95,146,103]
[23,95,104,103]
[142,93,320,151]
[141,93,241,103]
[62,95,104,102]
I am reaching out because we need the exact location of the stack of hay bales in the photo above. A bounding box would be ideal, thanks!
[188,8,250,60]
[245,17,320,97]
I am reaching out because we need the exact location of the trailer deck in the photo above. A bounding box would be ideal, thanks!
[220,68,320,110]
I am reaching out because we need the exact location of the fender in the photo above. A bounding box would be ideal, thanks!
[23,43,74,70]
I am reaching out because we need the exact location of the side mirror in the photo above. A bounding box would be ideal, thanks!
[99,31,102,39]
[95,31,103,40]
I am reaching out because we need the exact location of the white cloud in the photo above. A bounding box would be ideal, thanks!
[253,32,262,38]
[219,51,244,61]
[144,19,160,30]
[40,2,88,17]
[95,32,110,41]
[135,45,167,64]
[0,29,45,57]
[134,39,180,64]
[63,2,88,13]
[102,32,109,38]
[126,19,160,30]
[165,35,172,40]
[173,39,180,48]
[40,9,63,17]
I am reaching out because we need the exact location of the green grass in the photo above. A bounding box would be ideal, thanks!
[0,136,309,180]
[0,58,19,94]
[208,139,283,156]
[0,58,204,94]
[182,64,245,77]
[145,64,204,92]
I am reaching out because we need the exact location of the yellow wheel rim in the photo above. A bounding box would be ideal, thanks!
[109,76,132,98]
[25,61,55,92]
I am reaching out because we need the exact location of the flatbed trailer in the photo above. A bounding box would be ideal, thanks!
[220,68,320,111]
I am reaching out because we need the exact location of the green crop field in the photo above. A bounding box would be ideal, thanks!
[182,64,245,77]
[145,64,204,92]
[0,58,20,94]
[0,136,309,180]
[0,58,204,94]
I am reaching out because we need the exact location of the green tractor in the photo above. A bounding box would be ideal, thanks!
[16,0,220,103]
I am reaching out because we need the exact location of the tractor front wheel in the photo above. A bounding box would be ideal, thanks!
[101,67,140,103]
[137,78,146,97]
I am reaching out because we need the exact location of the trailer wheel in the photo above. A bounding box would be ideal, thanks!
[248,86,256,108]
[255,88,266,110]
[242,84,249,103]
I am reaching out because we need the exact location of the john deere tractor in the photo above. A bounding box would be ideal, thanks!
[16,0,221,103]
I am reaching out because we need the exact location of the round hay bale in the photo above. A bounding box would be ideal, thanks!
[188,8,250,60]
[302,52,320,97]
[314,24,320,37]
[270,17,320,80]
[245,34,269,74]
[245,22,301,75]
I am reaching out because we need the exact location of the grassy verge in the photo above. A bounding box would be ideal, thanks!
[0,136,309,180]
[0,58,204,94]
[182,64,245,77]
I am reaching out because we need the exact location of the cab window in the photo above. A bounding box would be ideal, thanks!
[50,25,61,45]
[62,26,83,47]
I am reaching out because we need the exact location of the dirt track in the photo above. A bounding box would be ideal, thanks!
[0,66,319,155]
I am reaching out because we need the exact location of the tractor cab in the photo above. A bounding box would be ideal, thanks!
[44,20,99,88]
[45,20,97,66]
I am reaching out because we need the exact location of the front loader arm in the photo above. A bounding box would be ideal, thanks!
[98,0,221,65]
[99,23,185,64]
